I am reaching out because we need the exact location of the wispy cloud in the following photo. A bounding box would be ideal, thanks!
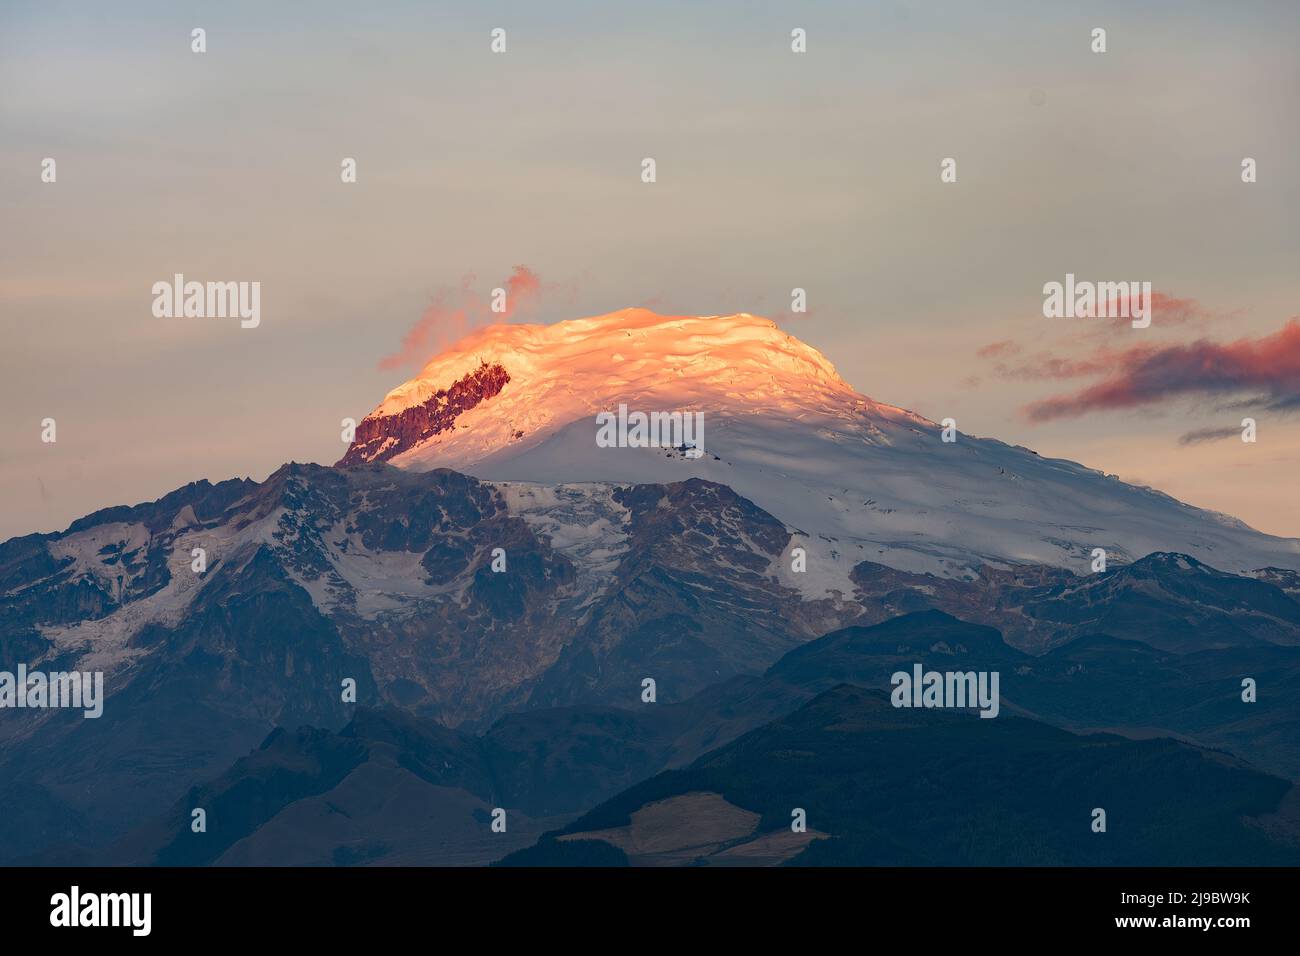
[1021,318,1300,422]
[1178,426,1245,446]
[976,340,1021,359]
[988,350,1118,382]
[378,266,544,371]
[974,293,1235,386]
[1069,293,1227,341]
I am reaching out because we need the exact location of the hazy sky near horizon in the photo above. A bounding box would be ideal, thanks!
[2,0,1298,542]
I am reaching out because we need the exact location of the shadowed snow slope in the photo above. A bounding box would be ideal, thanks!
[344,309,1300,590]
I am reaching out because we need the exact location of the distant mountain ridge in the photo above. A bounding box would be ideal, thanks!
[64,609,1300,867]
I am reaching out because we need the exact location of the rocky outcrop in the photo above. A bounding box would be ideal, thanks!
[336,361,510,466]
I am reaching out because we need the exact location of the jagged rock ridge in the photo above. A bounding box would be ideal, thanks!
[338,362,510,466]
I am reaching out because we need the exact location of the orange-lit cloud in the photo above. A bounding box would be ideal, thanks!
[500,265,541,319]
[378,266,544,371]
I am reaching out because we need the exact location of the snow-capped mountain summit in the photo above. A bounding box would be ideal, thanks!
[10,310,1300,865]
[339,308,869,467]
[342,308,1300,589]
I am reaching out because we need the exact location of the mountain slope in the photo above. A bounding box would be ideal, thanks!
[341,309,1300,593]
[0,463,849,860]
[63,606,1300,866]
[8,453,1300,863]
[504,685,1300,867]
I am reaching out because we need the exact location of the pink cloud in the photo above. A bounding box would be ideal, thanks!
[378,266,546,371]
[993,349,1120,382]
[976,340,1022,360]
[501,265,541,319]
[1022,319,1300,422]
[1075,292,1231,341]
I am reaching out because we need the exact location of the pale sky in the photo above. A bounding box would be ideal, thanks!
[2,0,1298,542]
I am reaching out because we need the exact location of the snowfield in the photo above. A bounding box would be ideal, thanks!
[351,308,1300,593]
